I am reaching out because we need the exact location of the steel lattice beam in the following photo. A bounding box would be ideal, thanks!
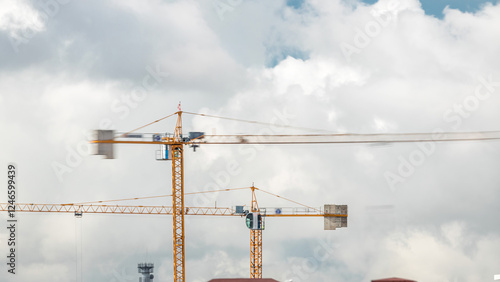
[172,145,185,282]
[250,229,263,278]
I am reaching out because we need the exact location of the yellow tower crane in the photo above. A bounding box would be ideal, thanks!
[249,186,262,278]
[0,185,347,278]
[243,186,348,278]
[90,110,500,281]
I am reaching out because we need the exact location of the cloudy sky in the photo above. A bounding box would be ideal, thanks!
[1,0,500,281]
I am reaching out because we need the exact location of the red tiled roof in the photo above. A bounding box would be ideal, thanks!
[208,279,279,282]
[372,278,417,282]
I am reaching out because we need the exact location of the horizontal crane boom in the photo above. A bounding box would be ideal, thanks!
[93,130,500,147]
[197,131,500,144]
[0,203,347,217]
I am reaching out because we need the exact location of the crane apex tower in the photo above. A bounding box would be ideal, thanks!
[138,262,154,282]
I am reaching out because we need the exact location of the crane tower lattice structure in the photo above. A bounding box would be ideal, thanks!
[74,110,500,281]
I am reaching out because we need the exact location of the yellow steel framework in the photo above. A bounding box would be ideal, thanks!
[250,229,263,278]
[87,111,500,281]
[250,186,263,278]
[171,112,186,282]
[171,144,184,281]
[0,203,238,215]
[0,202,347,217]
[0,195,347,278]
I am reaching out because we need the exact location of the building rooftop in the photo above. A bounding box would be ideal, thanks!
[208,279,279,282]
[372,278,417,282]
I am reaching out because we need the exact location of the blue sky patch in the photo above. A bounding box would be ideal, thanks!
[266,47,310,67]
[360,0,499,18]
[286,0,306,9]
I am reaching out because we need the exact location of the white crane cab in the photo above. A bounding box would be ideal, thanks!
[245,212,264,230]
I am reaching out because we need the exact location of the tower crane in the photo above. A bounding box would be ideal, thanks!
[91,110,500,281]
[0,186,347,278]
[243,186,348,278]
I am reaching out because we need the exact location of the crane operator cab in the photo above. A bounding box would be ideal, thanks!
[246,212,265,230]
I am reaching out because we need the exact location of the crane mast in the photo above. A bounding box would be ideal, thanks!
[250,186,263,278]
[170,112,186,281]
[171,143,184,281]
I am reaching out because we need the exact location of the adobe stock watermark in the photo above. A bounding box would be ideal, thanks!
[51,64,170,183]
[212,0,243,21]
[9,0,73,53]
[384,75,500,191]
[281,235,339,281]
[340,0,400,62]
[189,107,296,207]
